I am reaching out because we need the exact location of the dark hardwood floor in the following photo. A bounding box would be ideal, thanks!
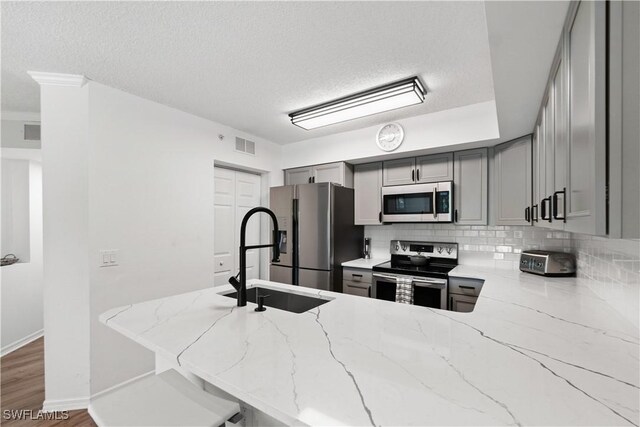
[1,338,96,427]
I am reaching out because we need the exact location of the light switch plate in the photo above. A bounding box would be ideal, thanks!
[99,249,119,267]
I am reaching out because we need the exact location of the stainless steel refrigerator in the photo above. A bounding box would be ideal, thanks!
[270,183,363,292]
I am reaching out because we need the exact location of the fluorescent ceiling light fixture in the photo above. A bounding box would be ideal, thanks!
[289,77,426,130]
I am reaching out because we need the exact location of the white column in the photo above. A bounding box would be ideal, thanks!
[29,71,93,412]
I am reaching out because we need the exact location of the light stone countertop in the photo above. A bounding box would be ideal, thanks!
[101,267,639,426]
[341,258,389,270]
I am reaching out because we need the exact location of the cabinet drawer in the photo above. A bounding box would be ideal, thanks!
[449,293,478,312]
[343,280,371,298]
[342,268,372,284]
[449,277,484,297]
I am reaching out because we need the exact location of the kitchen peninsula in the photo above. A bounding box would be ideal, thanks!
[101,268,639,426]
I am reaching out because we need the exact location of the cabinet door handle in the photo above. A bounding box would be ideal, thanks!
[378,211,382,223]
[459,285,475,290]
[532,204,539,222]
[525,206,530,223]
[308,177,312,183]
[416,169,420,181]
[552,188,566,222]
[454,209,459,223]
[449,296,453,311]
[411,169,415,182]
[541,197,552,222]
[352,274,363,278]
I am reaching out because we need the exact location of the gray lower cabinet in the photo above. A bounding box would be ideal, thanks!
[449,294,477,313]
[342,267,372,297]
[416,152,453,183]
[284,162,353,187]
[354,162,383,225]
[493,136,532,226]
[382,158,415,186]
[453,148,488,225]
[448,277,484,312]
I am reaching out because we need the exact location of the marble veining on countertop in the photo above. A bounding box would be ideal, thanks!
[101,267,639,426]
[341,258,388,269]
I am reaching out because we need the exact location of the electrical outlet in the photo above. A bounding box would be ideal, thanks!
[99,249,119,267]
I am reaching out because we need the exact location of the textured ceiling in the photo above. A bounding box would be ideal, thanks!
[484,1,570,143]
[1,1,496,144]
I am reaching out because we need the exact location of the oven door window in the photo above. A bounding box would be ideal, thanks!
[374,279,397,301]
[383,193,433,215]
[413,286,442,309]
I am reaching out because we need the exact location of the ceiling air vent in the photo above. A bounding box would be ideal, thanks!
[24,124,41,141]
[235,137,255,155]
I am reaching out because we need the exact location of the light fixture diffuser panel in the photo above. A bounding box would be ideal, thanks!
[290,77,425,130]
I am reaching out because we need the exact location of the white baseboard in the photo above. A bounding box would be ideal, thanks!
[42,371,154,414]
[1,329,43,357]
[91,370,154,400]
[42,397,90,413]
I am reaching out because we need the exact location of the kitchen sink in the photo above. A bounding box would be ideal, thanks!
[221,286,330,314]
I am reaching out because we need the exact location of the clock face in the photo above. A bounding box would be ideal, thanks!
[376,123,404,152]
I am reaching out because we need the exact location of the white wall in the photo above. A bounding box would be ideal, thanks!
[1,115,42,150]
[1,149,43,356]
[87,81,283,395]
[282,101,500,168]
[37,75,284,407]
[1,158,31,261]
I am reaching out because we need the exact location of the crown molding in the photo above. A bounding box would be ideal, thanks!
[27,71,88,87]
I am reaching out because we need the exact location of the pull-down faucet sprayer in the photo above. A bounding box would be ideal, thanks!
[228,207,280,307]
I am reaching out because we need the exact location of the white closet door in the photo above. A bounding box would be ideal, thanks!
[214,168,236,286]
[213,168,261,286]
[234,172,261,282]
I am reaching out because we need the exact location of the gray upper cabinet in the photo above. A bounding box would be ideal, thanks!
[284,167,313,185]
[564,0,607,235]
[532,124,542,225]
[353,162,383,225]
[284,162,353,187]
[531,0,608,236]
[415,153,454,183]
[454,148,488,225]
[493,136,532,226]
[383,153,453,186]
[382,158,415,186]
[608,0,640,238]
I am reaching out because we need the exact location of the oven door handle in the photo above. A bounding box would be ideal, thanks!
[412,277,447,288]
[373,273,447,288]
[372,273,399,281]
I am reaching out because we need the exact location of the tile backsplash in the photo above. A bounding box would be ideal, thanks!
[364,223,640,327]
[364,224,572,270]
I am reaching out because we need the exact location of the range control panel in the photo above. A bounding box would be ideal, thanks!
[390,240,458,260]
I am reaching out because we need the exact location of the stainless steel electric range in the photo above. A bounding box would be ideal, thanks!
[372,240,458,310]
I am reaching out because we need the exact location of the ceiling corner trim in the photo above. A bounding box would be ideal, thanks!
[27,71,89,87]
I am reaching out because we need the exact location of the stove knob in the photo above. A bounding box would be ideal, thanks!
[437,247,443,254]
[446,247,453,254]
[402,244,407,251]
[395,243,400,251]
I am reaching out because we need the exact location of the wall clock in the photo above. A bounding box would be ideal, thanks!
[376,123,404,152]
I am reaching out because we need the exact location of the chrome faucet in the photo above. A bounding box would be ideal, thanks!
[228,207,280,307]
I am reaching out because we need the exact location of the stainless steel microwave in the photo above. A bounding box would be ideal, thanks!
[381,181,453,223]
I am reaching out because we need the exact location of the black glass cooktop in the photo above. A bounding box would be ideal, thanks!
[373,258,456,278]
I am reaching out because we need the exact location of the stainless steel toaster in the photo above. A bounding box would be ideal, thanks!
[519,250,576,276]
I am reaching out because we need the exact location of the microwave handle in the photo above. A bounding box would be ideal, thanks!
[432,187,437,219]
